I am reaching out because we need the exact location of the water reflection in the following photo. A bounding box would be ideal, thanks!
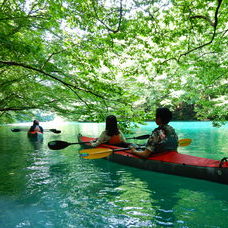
[27,135,44,151]
[91,158,228,227]
[0,122,228,227]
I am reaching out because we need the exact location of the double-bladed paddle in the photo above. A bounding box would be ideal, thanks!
[11,128,61,134]
[48,134,151,150]
[127,134,150,140]
[80,138,192,159]
[80,147,143,159]
[48,140,86,150]
[178,138,192,147]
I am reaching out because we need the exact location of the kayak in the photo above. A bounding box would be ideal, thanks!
[27,131,43,140]
[78,135,228,185]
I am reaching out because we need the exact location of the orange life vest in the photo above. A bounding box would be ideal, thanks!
[108,134,122,144]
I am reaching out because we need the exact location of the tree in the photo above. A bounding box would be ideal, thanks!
[0,0,227,126]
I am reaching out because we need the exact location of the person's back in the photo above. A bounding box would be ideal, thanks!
[150,124,178,153]
[108,134,124,144]
[90,115,126,147]
[129,107,178,158]
[29,120,43,133]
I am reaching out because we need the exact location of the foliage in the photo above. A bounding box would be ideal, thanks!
[0,0,227,127]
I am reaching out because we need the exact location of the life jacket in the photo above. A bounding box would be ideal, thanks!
[108,134,122,144]
[29,125,42,133]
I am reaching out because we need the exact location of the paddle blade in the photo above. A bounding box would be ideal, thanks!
[49,129,61,134]
[80,148,113,159]
[48,140,70,150]
[178,138,192,147]
[11,129,21,132]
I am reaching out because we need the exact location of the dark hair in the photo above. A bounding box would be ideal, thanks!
[156,108,172,124]
[33,120,39,125]
[105,115,120,136]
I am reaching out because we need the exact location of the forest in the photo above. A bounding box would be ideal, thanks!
[0,0,227,127]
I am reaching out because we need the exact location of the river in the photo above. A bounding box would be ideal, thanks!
[0,121,227,227]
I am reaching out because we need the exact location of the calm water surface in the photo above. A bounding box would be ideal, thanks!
[0,121,228,228]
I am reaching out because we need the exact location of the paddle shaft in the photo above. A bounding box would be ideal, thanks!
[65,136,148,145]
[11,128,61,133]
[80,138,192,159]
[78,134,150,144]
[47,134,150,150]
[68,142,88,145]
[80,147,144,159]
[126,134,150,140]
[80,148,132,156]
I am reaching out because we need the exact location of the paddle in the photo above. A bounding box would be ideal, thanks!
[80,147,137,159]
[178,138,192,147]
[80,138,192,159]
[48,140,86,150]
[127,134,150,140]
[11,128,61,134]
[47,134,151,150]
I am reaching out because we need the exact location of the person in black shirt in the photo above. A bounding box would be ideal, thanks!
[29,120,44,133]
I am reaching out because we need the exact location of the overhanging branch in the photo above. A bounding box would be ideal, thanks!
[0,60,106,99]
[190,15,215,27]
[162,0,223,65]
[91,0,123,33]
[178,0,223,61]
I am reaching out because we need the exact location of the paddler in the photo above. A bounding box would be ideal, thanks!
[90,115,127,147]
[29,120,44,133]
[128,107,179,158]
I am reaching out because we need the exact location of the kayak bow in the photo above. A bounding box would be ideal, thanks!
[27,131,43,140]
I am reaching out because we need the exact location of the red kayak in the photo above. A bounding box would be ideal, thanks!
[78,135,228,185]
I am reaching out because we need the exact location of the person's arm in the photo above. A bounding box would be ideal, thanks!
[39,126,44,133]
[29,126,34,132]
[119,130,127,143]
[129,129,159,158]
[90,131,109,147]
[129,147,152,158]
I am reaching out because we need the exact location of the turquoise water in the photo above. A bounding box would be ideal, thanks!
[0,121,228,227]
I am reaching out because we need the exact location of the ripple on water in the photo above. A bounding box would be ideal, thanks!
[1,122,228,228]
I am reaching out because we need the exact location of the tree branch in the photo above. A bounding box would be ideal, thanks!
[178,0,223,61]
[91,0,123,33]
[0,15,49,21]
[161,0,223,65]
[0,106,38,112]
[0,97,62,112]
[190,15,215,27]
[0,60,106,99]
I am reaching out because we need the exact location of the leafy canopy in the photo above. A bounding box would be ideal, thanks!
[0,0,227,126]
